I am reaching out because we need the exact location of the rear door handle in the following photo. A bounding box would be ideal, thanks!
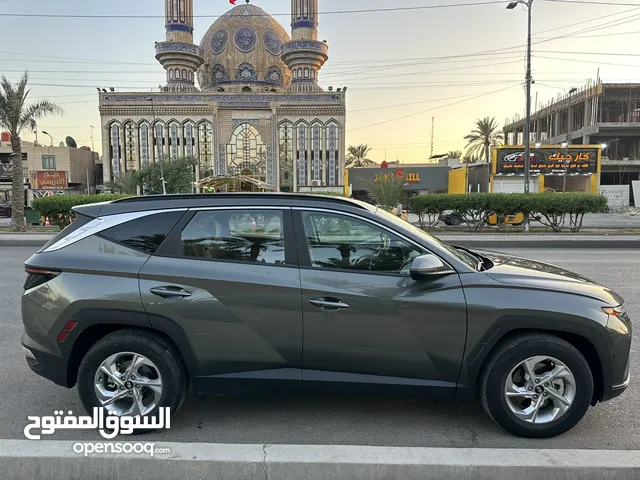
[149,286,192,298]
[309,298,350,311]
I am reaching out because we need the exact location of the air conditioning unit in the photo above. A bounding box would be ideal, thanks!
[311,180,322,187]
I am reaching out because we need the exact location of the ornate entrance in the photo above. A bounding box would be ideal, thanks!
[225,123,267,186]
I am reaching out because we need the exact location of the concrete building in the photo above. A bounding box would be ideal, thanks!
[0,140,98,204]
[99,0,346,194]
[503,81,640,205]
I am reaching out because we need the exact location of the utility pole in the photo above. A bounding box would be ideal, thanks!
[90,125,95,153]
[430,116,435,159]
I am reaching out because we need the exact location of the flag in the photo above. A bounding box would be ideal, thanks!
[230,0,237,4]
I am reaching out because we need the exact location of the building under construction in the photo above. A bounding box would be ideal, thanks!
[503,82,640,206]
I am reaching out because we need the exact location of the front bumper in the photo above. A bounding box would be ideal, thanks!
[21,331,72,388]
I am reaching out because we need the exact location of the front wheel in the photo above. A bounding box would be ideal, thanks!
[480,333,593,438]
[77,329,188,428]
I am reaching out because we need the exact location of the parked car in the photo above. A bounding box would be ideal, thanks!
[0,201,11,218]
[21,194,631,438]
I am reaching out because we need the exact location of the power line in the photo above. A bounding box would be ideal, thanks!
[543,0,640,6]
[0,2,508,19]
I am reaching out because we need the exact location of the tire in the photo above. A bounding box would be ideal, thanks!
[77,329,188,429]
[479,333,593,438]
[450,215,462,226]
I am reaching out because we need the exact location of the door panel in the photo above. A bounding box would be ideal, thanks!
[138,208,303,395]
[295,210,467,396]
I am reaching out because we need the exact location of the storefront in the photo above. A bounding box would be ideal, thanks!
[491,145,601,193]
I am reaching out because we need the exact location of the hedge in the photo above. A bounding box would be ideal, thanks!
[409,192,607,233]
[31,194,131,229]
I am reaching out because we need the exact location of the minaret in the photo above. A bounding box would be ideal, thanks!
[281,0,329,93]
[155,0,204,92]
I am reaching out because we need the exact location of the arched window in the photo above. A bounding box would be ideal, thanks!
[123,121,137,171]
[169,121,181,160]
[197,121,214,177]
[152,121,165,163]
[242,86,252,92]
[183,121,195,159]
[109,122,121,181]
[138,122,150,167]
[226,123,266,179]
[278,122,294,192]
[311,121,323,184]
[295,121,309,188]
[325,120,341,186]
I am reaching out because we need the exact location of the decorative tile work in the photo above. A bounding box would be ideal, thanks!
[328,124,336,186]
[298,125,306,187]
[185,124,193,157]
[212,64,229,83]
[210,28,229,54]
[218,144,227,175]
[263,28,282,56]
[155,124,164,161]
[241,6,252,17]
[111,125,120,177]
[232,119,260,128]
[156,42,204,57]
[234,26,257,53]
[313,124,320,182]
[140,124,149,166]
[281,40,328,54]
[267,143,275,186]
[219,102,271,108]
[265,65,283,85]
[170,124,178,160]
[104,94,342,103]
[236,62,257,81]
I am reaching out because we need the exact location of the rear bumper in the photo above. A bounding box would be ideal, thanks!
[21,331,71,388]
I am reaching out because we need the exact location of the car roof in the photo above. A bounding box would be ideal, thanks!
[74,193,371,218]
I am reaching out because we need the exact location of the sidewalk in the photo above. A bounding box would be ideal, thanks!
[1,440,639,480]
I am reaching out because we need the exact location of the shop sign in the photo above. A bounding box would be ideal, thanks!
[374,170,421,184]
[496,147,598,175]
[35,171,68,190]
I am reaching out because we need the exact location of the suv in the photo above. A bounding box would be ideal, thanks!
[21,194,631,438]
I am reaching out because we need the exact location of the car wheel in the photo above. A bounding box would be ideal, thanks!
[450,216,462,226]
[480,333,593,438]
[77,329,188,428]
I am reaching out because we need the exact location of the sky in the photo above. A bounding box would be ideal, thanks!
[4,0,640,164]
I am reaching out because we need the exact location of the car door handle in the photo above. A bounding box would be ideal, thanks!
[309,298,350,311]
[149,286,192,298]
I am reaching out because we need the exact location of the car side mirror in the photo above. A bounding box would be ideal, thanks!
[410,254,453,280]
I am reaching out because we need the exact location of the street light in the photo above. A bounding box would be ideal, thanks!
[145,97,167,195]
[507,0,533,232]
[42,131,53,147]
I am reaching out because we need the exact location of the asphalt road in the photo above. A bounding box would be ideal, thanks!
[0,246,638,449]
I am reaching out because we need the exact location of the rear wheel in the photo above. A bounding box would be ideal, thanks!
[77,330,187,428]
[480,333,593,438]
[450,215,462,226]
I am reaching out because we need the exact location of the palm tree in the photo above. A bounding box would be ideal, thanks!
[464,117,503,165]
[105,170,140,194]
[346,144,375,168]
[0,72,62,231]
[446,150,464,160]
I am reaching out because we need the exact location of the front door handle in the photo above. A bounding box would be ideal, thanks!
[149,286,192,298]
[309,298,350,311]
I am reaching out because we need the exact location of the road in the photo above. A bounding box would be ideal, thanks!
[0,246,638,449]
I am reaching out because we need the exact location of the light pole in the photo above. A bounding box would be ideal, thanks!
[42,131,53,147]
[146,97,167,195]
[561,87,578,192]
[507,0,533,232]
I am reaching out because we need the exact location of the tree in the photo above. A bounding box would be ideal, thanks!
[105,170,140,195]
[138,156,197,194]
[446,150,463,160]
[346,144,375,168]
[360,174,406,210]
[464,116,503,165]
[0,72,62,231]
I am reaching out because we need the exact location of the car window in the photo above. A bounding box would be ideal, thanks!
[301,212,422,274]
[99,211,185,255]
[181,210,286,265]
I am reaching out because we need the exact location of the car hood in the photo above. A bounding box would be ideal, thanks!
[477,250,624,306]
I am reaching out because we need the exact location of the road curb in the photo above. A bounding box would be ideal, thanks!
[0,441,639,480]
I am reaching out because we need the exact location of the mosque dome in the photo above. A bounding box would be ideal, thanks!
[197,3,291,92]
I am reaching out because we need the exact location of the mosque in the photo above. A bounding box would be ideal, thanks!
[99,0,346,193]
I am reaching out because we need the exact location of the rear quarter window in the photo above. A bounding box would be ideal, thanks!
[98,211,186,255]
[38,213,94,253]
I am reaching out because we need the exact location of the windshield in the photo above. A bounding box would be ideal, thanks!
[356,201,479,270]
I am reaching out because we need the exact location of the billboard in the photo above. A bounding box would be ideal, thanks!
[495,147,599,175]
[34,171,68,190]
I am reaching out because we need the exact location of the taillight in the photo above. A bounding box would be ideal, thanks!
[24,267,60,290]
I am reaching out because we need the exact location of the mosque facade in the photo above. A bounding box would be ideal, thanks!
[99,0,346,192]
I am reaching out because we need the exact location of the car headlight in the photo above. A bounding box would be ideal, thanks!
[603,304,630,335]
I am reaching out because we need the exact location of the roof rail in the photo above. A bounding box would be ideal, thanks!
[112,192,367,209]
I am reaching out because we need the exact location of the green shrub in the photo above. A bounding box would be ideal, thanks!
[31,194,131,229]
[409,192,608,233]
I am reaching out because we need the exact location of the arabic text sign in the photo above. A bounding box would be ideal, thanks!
[24,407,170,440]
[35,170,68,190]
[496,148,598,175]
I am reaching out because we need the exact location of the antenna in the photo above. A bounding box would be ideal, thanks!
[430,116,435,158]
